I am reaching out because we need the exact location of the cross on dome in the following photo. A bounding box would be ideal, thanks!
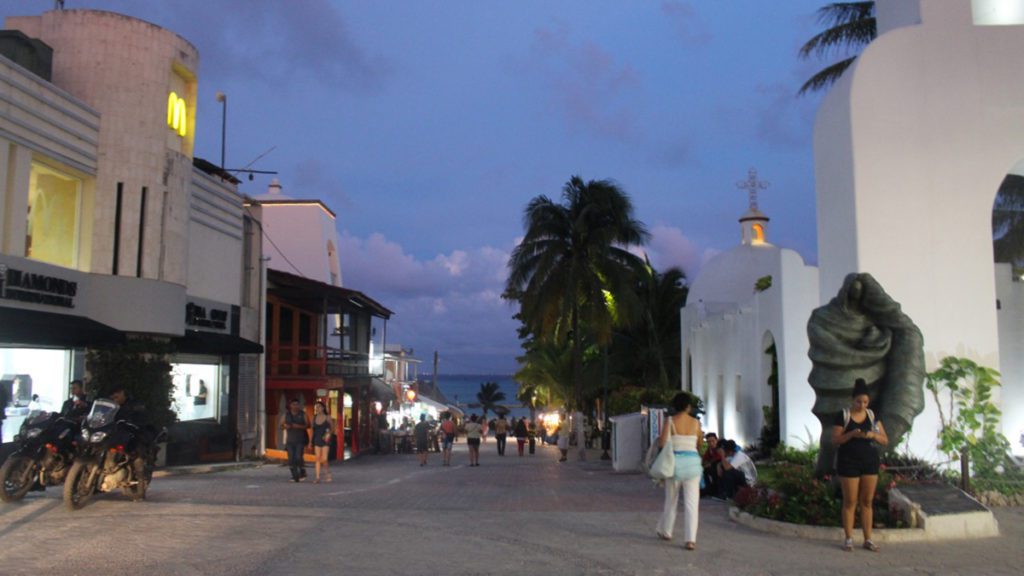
[736,168,769,212]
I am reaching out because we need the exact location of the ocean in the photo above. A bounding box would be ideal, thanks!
[427,374,530,419]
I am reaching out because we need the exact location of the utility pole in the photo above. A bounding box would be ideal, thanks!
[432,351,439,391]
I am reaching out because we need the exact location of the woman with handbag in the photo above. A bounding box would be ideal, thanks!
[311,401,334,483]
[654,393,703,551]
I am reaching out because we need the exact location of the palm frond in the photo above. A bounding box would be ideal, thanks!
[798,56,857,96]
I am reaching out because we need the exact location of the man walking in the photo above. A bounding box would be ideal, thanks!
[281,399,309,482]
[493,413,509,455]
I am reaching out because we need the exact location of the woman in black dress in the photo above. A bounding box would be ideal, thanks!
[311,401,334,483]
[832,379,889,552]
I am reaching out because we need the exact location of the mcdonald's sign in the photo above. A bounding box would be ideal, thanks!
[167,91,188,137]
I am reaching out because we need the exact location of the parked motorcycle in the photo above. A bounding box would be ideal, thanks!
[63,398,164,510]
[0,411,80,502]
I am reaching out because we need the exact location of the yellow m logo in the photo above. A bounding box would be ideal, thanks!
[167,92,188,137]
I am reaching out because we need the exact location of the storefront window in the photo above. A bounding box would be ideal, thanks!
[170,362,220,422]
[27,162,82,269]
[1,348,72,442]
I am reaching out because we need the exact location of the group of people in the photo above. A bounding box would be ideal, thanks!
[655,380,889,553]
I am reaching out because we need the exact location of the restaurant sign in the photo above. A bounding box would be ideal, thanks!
[0,264,77,308]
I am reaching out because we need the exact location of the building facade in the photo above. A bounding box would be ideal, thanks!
[0,10,261,463]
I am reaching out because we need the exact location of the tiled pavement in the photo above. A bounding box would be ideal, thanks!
[0,441,1021,576]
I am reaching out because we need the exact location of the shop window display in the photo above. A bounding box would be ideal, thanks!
[1,348,72,442]
[171,362,220,422]
[26,162,82,269]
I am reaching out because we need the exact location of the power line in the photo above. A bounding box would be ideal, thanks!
[243,205,307,278]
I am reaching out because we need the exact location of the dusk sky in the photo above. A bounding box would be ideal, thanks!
[9,1,836,374]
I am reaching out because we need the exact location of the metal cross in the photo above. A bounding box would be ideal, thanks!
[736,168,769,212]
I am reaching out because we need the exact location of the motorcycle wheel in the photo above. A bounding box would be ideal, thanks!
[0,456,36,503]
[63,460,97,511]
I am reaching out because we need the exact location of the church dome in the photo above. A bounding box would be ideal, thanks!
[688,243,782,305]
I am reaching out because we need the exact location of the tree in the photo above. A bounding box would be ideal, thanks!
[607,259,688,392]
[476,381,506,420]
[992,174,1024,267]
[798,2,876,96]
[86,339,177,430]
[506,176,649,413]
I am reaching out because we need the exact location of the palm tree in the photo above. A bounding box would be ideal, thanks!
[798,2,876,96]
[476,381,506,420]
[609,260,688,391]
[506,175,649,413]
[993,174,1024,267]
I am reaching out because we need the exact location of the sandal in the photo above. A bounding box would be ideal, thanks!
[863,540,879,552]
[684,542,696,551]
[842,538,854,552]
[657,532,672,541]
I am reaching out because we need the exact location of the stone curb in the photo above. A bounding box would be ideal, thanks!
[152,460,264,478]
[729,506,930,543]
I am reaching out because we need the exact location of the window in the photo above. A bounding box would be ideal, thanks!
[170,362,221,422]
[26,162,82,269]
[0,348,72,442]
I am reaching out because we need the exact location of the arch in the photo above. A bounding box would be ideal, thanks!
[327,239,340,286]
[991,160,1024,454]
[760,331,780,451]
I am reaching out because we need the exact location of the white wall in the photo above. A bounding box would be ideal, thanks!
[815,0,1024,459]
[259,200,343,286]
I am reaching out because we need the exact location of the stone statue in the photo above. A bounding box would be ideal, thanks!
[807,272,925,477]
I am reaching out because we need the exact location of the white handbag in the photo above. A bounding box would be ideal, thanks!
[647,417,675,480]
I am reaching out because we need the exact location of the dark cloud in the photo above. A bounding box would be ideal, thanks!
[660,1,712,45]
[525,22,642,142]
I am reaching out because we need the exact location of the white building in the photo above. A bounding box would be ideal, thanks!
[681,173,819,448]
[0,10,262,462]
[814,0,1024,456]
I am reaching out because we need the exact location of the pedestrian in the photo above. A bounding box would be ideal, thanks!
[718,440,757,499]
[833,378,889,552]
[655,393,704,551]
[440,412,457,466]
[701,432,722,497]
[310,401,334,483]
[480,415,489,443]
[514,417,528,457]
[464,414,483,466]
[557,415,570,462]
[280,399,309,482]
[415,413,431,466]
[493,413,509,455]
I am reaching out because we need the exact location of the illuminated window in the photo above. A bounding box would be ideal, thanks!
[26,162,82,269]
[171,362,223,422]
[751,223,765,245]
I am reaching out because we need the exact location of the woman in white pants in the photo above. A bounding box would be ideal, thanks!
[655,393,703,551]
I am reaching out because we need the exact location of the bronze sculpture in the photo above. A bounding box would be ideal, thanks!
[808,272,926,477]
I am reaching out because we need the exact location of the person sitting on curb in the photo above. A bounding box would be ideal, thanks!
[701,432,722,498]
[718,439,757,499]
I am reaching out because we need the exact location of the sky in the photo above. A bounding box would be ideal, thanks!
[7,0,835,374]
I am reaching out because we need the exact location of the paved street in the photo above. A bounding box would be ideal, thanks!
[1,442,1021,576]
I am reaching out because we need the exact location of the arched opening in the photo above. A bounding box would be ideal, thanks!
[992,163,1024,454]
[760,331,780,452]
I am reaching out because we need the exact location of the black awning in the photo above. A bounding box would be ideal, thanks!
[0,306,125,349]
[176,330,263,355]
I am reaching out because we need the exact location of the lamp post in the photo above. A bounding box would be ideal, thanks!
[215,91,227,170]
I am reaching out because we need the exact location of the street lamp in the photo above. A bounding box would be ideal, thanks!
[215,91,227,170]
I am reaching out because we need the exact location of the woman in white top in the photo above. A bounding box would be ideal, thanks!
[655,393,703,551]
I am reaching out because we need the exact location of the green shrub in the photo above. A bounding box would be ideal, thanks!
[86,338,176,430]
[771,443,819,467]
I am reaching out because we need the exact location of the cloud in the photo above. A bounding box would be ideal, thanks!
[525,22,642,142]
[752,82,810,148]
[644,224,718,278]
[338,232,521,372]
[660,2,712,45]
[87,0,390,93]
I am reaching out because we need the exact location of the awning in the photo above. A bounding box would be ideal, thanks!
[267,269,392,318]
[0,306,125,348]
[175,330,263,355]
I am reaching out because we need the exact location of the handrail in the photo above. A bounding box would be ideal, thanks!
[267,344,380,377]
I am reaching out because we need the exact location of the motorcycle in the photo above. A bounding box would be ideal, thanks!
[63,398,164,510]
[0,411,80,502]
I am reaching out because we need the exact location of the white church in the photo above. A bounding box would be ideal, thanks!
[682,0,1024,459]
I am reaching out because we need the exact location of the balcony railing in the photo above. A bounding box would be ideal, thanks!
[267,345,382,378]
